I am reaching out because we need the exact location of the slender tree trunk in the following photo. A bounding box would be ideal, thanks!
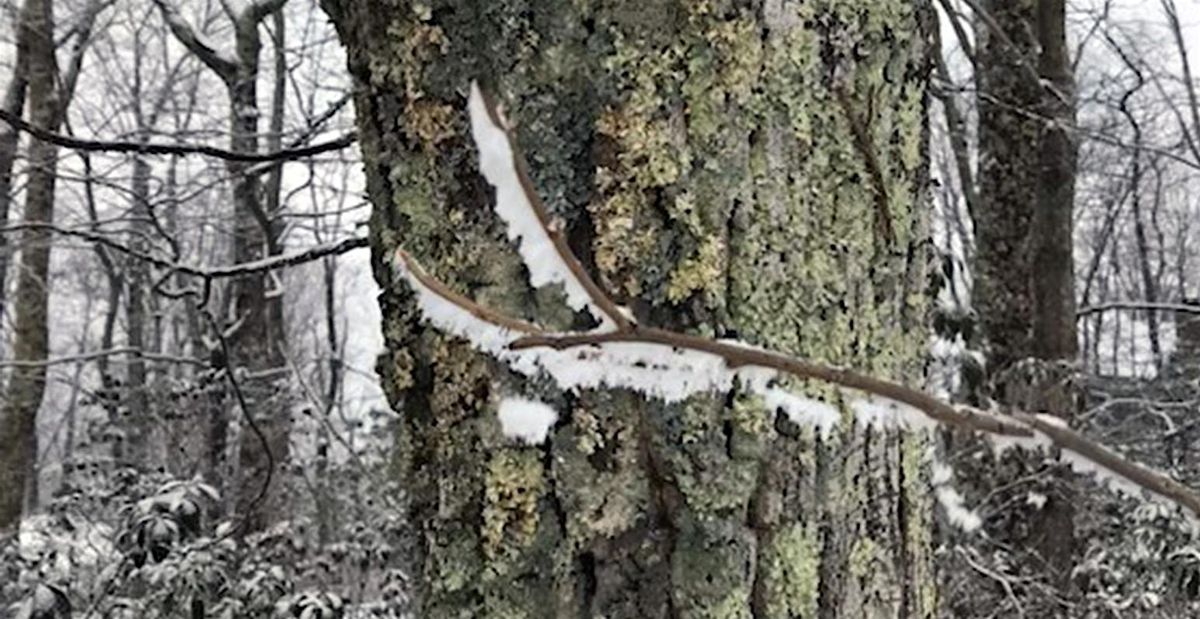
[0,0,60,528]
[326,1,936,616]
[0,35,29,323]
[973,0,1041,373]
[1030,0,1078,361]
[125,30,154,467]
[227,4,291,532]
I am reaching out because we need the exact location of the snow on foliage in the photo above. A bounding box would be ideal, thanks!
[467,82,616,329]
[931,460,982,533]
[18,514,115,579]
[497,397,559,445]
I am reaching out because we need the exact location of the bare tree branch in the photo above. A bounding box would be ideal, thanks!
[1077,300,1200,318]
[151,0,238,80]
[387,80,1200,521]
[1162,0,1200,166]
[0,222,367,279]
[0,347,206,368]
[0,107,355,162]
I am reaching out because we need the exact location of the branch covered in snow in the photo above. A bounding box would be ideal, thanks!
[467,82,632,331]
[385,81,1200,520]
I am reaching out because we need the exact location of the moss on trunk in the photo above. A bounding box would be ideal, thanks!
[325,0,935,616]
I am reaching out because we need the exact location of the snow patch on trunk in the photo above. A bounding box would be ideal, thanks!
[497,397,559,445]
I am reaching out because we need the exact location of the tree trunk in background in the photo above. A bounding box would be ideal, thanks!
[1030,0,1077,362]
[327,1,936,616]
[974,0,1040,373]
[0,27,29,323]
[157,0,291,530]
[965,0,1080,607]
[0,0,59,529]
[226,4,291,533]
[124,27,155,467]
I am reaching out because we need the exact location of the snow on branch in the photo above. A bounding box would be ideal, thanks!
[931,459,982,532]
[387,81,1200,520]
[467,82,631,331]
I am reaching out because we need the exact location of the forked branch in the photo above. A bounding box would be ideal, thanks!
[393,81,1200,519]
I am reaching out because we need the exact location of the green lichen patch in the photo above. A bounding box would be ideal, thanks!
[671,519,756,619]
[759,523,822,618]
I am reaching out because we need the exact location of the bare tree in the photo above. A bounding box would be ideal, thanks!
[153,0,291,530]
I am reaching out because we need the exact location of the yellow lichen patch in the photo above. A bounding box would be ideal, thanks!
[704,18,762,106]
[667,233,725,302]
[388,347,415,391]
[482,451,545,559]
[728,390,769,438]
[902,435,937,617]
[589,180,656,297]
[429,338,493,418]
[710,589,753,619]
[555,395,647,545]
[848,536,880,580]
[404,99,457,149]
[760,523,822,618]
[571,405,602,456]
[398,22,448,97]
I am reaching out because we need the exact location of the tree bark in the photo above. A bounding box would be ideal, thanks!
[973,0,1041,373]
[963,0,1080,607]
[0,25,29,323]
[327,1,936,616]
[1030,0,1077,362]
[0,0,60,529]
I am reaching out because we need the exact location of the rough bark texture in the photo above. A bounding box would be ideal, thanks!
[0,0,59,529]
[326,1,935,616]
[960,0,1080,608]
[973,0,1040,373]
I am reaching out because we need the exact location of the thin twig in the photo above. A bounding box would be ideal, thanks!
[0,222,367,278]
[395,249,542,334]
[1076,300,1200,318]
[0,347,205,368]
[0,107,355,162]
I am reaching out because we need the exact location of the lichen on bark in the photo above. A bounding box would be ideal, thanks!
[324,0,937,616]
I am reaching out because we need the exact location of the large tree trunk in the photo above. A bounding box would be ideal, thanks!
[327,1,935,616]
[0,0,59,529]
